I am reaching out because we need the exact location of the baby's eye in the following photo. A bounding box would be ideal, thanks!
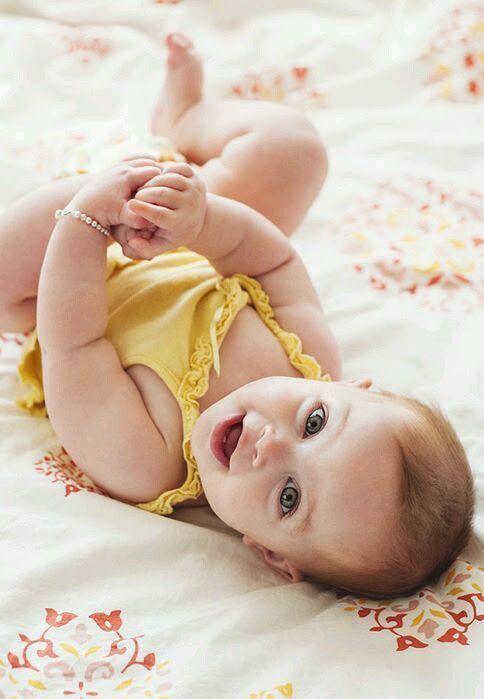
[280,478,299,517]
[304,404,327,436]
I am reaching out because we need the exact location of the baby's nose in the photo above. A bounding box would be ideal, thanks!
[252,425,285,469]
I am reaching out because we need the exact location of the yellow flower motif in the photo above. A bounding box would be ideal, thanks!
[446,258,475,273]
[449,238,465,248]
[412,259,441,274]
[435,62,450,75]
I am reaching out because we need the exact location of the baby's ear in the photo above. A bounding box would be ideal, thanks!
[242,536,305,583]
[343,377,373,390]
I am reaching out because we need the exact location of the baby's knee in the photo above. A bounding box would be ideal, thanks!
[267,123,328,193]
[292,128,328,187]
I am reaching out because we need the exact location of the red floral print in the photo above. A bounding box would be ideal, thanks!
[328,175,483,311]
[420,3,483,102]
[338,559,484,651]
[60,30,112,64]
[34,447,108,499]
[228,65,326,110]
[2,608,173,696]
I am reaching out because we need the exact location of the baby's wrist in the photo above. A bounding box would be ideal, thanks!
[67,193,111,231]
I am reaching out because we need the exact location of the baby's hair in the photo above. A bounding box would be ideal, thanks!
[304,390,476,600]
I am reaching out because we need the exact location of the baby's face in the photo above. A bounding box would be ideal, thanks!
[191,376,408,579]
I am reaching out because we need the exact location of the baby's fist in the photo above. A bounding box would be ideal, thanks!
[126,162,207,258]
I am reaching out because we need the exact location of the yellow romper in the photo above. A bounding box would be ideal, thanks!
[15,244,331,516]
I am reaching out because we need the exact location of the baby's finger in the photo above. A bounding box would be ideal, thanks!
[161,162,195,177]
[120,229,154,259]
[128,234,173,260]
[128,199,174,227]
[134,185,182,210]
[121,156,165,170]
[119,200,157,230]
[119,237,145,260]
[136,173,189,192]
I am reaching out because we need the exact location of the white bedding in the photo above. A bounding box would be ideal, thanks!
[0,1,483,696]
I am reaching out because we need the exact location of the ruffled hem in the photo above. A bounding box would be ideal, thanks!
[233,274,332,382]
[135,277,248,516]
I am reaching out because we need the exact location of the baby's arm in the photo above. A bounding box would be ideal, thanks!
[31,163,187,504]
[197,194,343,378]
[199,193,324,310]
[128,163,342,379]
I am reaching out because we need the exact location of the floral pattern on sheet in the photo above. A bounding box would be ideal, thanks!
[420,3,483,102]
[328,175,484,311]
[59,29,112,64]
[34,447,108,499]
[0,332,28,355]
[9,125,184,183]
[249,683,294,699]
[10,130,88,182]
[228,66,327,110]
[1,608,173,698]
[337,559,484,652]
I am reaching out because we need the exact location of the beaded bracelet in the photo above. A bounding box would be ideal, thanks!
[55,208,110,237]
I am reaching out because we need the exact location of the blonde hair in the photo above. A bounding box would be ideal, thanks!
[304,390,476,600]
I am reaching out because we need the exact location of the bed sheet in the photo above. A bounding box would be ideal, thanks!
[0,0,483,697]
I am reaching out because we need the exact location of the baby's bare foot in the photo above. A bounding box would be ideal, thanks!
[150,33,203,137]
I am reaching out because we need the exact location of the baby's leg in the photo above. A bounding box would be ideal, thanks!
[151,33,328,236]
[0,35,326,334]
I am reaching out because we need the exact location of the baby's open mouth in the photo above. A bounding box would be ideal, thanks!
[210,414,245,467]
[223,420,243,462]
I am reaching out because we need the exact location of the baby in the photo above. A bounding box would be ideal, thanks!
[0,33,475,600]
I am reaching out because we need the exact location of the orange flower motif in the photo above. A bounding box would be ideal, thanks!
[397,635,428,651]
[45,608,78,628]
[438,627,470,645]
[89,610,123,632]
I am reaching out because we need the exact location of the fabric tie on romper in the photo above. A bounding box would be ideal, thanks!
[208,303,224,377]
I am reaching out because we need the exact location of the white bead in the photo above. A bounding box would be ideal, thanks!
[80,213,86,221]
[86,217,92,224]
[73,210,81,218]
[91,220,97,227]
[55,209,61,217]
[96,224,102,230]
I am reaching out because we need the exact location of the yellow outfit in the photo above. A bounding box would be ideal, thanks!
[16,244,331,516]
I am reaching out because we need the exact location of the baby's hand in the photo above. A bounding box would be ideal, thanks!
[109,222,159,259]
[124,162,207,259]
